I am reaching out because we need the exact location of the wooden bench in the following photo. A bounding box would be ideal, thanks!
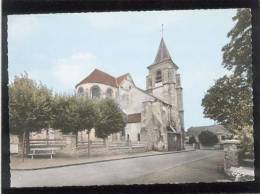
[28,147,60,159]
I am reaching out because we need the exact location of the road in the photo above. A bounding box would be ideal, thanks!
[11,150,226,187]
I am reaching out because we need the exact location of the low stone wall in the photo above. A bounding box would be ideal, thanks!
[58,137,148,157]
[62,146,147,157]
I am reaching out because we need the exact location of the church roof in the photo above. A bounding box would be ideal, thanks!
[76,69,117,88]
[116,73,129,85]
[154,38,172,64]
[148,37,178,69]
[76,69,130,88]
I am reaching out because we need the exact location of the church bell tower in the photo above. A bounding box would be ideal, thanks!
[146,37,184,132]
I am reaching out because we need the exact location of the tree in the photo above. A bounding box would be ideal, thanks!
[202,8,253,133]
[9,73,54,155]
[52,94,77,134]
[198,131,219,146]
[52,95,97,156]
[222,8,252,83]
[202,8,253,157]
[202,75,253,133]
[75,96,97,156]
[188,136,196,144]
[95,99,126,144]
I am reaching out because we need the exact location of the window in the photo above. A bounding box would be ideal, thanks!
[155,70,162,83]
[91,85,101,99]
[78,87,84,95]
[137,133,141,142]
[106,88,113,98]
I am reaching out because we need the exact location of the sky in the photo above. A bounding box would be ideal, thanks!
[8,9,237,129]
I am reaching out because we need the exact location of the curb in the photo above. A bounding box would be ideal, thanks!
[11,149,195,171]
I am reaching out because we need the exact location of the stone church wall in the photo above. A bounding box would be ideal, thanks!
[141,101,169,151]
[118,84,154,114]
[125,122,141,142]
[76,82,118,99]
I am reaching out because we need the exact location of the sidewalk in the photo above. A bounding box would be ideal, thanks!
[11,149,195,170]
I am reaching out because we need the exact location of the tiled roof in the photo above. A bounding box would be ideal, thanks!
[116,73,128,85]
[76,69,117,88]
[76,69,129,88]
[127,113,141,123]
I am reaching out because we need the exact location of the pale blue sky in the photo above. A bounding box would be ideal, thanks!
[8,9,236,129]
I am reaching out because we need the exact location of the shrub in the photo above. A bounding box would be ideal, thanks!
[189,136,196,144]
[198,130,218,146]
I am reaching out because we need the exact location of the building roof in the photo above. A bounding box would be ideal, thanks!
[148,38,178,69]
[186,125,232,137]
[127,113,141,123]
[116,73,129,85]
[154,38,172,64]
[76,69,130,88]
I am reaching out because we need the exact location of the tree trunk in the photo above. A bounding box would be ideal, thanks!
[25,130,30,155]
[22,130,30,158]
[18,133,24,156]
[104,137,109,149]
[22,132,25,161]
[46,128,49,145]
[87,131,91,157]
[75,130,78,149]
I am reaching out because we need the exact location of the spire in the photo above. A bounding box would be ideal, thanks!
[154,37,172,64]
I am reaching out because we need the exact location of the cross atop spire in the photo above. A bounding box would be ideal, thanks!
[162,24,164,37]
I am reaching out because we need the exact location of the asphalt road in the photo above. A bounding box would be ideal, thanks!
[11,150,226,187]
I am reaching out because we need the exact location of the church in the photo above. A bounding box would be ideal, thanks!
[75,37,185,151]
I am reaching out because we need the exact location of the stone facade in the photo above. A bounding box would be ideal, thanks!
[75,37,185,151]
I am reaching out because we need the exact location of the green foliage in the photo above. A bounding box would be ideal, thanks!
[52,94,77,134]
[202,8,253,141]
[95,99,126,139]
[202,75,253,133]
[238,126,254,160]
[198,131,218,146]
[9,73,54,135]
[188,136,196,144]
[52,95,97,134]
[222,8,252,83]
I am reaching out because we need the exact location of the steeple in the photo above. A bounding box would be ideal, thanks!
[154,38,172,64]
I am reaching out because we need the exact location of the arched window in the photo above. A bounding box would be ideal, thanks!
[91,85,101,99]
[106,88,113,98]
[155,69,162,83]
[78,87,84,95]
